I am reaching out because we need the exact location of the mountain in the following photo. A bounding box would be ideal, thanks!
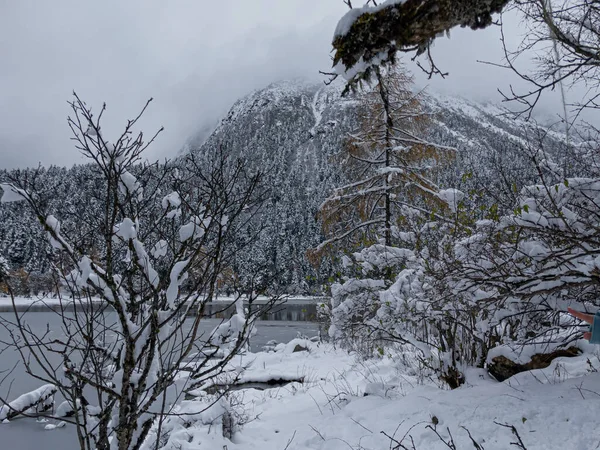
[0,78,568,295]
[195,78,569,191]
[188,79,568,291]
[188,79,362,293]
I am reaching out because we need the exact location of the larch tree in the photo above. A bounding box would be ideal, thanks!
[325,0,600,383]
[311,67,465,373]
[312,67,454,257]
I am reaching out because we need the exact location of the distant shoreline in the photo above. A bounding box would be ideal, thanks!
[0,295,328,313]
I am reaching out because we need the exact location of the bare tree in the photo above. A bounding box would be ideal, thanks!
[0,94,276,450]
[498,1,599,112]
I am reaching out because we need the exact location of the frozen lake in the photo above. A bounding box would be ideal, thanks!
[0,300,323,450]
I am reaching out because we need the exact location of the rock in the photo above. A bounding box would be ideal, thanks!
[292,344,308,353]
[488,346,581,382]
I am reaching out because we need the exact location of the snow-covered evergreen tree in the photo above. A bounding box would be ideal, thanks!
[0,255,8,283]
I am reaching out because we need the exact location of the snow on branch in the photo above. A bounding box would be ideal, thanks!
[114,218,160,288]
[166,259,190,309]
[209,297,256,353]
[45,215,73,253]
[331,0,510,87]
[437,188,465,213]
[179,215,211,242]
[0,384,57,421]
[0,183,29,203]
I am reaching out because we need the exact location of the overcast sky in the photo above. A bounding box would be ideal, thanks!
[0,0,566,169]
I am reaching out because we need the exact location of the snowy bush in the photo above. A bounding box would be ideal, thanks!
[451,173,600,350]
[327,138,600,387]
[327,237,482,387]
[328,244,411,355]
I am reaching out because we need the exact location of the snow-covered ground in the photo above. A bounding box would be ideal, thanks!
[163,339,600,450]
[1,301,597,449]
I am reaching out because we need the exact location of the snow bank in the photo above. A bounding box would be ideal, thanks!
[168,340,600,450]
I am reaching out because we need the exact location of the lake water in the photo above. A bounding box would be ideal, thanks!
[0,300,323,450]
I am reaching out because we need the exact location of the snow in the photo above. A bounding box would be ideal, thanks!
[119,170,142,200]
[45,215,64,250]
[151,239,168,258]
[162,192,183,219]
[45,215,73,253]
[112,218,159,287]
[133,239,159,288]
[120,171,138,191]
[76,256,94,287]
[166,259,189,308]
[437,188,465,213]
[159,340,600,450]
[161,191,181,209]
[308,88,324,136]
[2,324,599,450]
[333,1,408,38]
[178,221,196,241]
[55,401,73,418]
[334,51,388,81]
[44,421,66,430]
[0,384,56,421]
[114,217,137,241]
[0,183,28,203]
[209,297,256,352]
[179,216,209,242]
[166,208,181,219]
[333,8,365,38]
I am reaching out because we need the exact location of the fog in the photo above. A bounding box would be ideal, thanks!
[0,1,574,169]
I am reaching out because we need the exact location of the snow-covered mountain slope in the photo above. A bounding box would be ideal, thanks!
[186,79,568,292]
[193,78,568,184]
[0,78,568,293]
[200,79,360,181]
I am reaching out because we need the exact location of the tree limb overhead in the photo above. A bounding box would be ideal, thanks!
[332,0,511,84]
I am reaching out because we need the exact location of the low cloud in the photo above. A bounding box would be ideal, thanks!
[0,2,581,169]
